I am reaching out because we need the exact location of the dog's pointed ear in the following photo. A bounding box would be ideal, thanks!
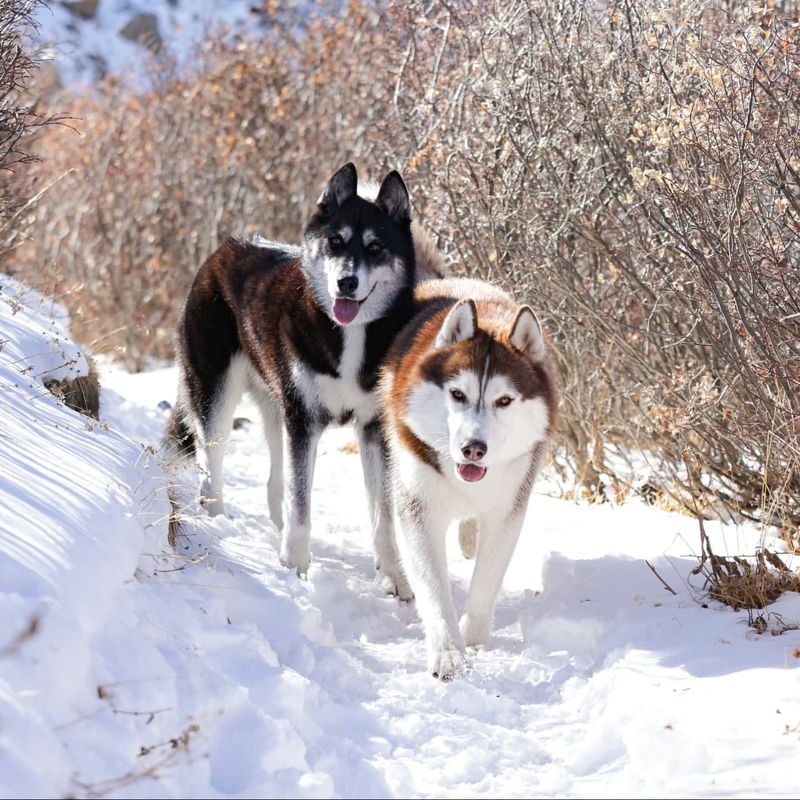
[436,299,477,349]
[318,162,358,210]
[376,170,411,223]
[509,305,544,360]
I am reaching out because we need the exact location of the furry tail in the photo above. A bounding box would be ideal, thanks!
[163,402,196,460]
[412,221,447,281]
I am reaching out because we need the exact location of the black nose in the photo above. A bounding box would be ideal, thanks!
[337,275,359,296]
[460,440,487,462]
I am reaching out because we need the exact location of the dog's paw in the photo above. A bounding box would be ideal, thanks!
[199,496,226,517]
[279,546,309,579]
[459,612,490,647]
[198,478,225,517]
[279,527,310,578]
[279,557,309,580]
[429,645,468,682]
[377,565,414,601]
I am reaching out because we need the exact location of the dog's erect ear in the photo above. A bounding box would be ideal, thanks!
[376,170,411,223]
[436,299,477,349]
[509,305,544,360]
[318,162,358,210]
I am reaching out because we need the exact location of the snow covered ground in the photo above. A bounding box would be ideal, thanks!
[2,279,800,798]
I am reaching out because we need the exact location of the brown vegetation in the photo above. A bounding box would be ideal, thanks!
[44,363,99,418]
[692,514,800,630]
[0,0,61,254]
[8,0,800,539]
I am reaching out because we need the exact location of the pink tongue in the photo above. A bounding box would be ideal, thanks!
[332,298,359,324]
[458,463,487,482]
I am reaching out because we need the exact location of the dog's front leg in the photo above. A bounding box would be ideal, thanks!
[279,410,321,578]
[397,494,465,680]
[459,508,525,647]
[356,417,412,599]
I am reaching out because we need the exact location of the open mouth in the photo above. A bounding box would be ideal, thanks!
[457,463,487,482]
[331,283,377,325]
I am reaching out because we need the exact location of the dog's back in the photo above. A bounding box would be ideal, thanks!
[165,237,301,459]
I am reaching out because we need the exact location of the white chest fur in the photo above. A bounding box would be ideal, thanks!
[291,325,376,421]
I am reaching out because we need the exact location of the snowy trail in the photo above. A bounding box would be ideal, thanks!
[2,285,798,800]
[93,364,800,799]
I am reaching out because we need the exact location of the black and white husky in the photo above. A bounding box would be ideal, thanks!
[166,163,441,596]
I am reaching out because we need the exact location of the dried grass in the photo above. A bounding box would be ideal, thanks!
[691,515,800,621]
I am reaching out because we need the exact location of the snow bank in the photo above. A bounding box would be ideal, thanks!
[0,277,169,795]
[0,275,89,384]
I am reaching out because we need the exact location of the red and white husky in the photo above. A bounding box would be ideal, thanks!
[380,278,558,680]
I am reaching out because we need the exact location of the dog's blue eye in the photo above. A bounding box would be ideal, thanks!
[450,388,466,403]
[366,241,383,256]
[329,235,344,250]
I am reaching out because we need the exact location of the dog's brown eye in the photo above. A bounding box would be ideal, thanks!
[450,388,466,403]
[329,234,345,250]
[495,395,513,408]
[366,241,383,256]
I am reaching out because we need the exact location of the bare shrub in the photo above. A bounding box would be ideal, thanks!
[0,0,59,253]
[12,0,800,537]
[385,0,800,533]
[16,49,304,366]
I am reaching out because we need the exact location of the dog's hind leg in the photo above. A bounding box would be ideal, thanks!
[458,518,478,560]
[459,509,525,648]
[279,408,321,577]
[250,384,284,530]
[356,417,413,599]
[194,355,248,517]
[178,277,242,517]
